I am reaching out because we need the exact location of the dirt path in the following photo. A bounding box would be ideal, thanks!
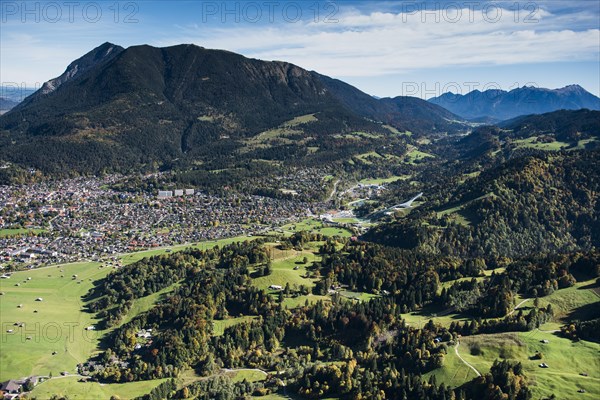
[507,299,529,316]
[454,340,481,377]
[222,368,268,376]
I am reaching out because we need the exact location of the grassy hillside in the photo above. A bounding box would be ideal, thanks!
[0,262,108,380]
[459,331,600,399]
[29,376,168,400]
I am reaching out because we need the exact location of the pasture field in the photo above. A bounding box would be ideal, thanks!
[422,343,479,388]
[252,251,319,292]
[212,316,258,336]
[513,137,570,151]
[338,290,379,302]
[535,278,600,321]
[29,376,169,399]
[405,148,435,164]
[229,369,268,383]
[0,261,108,380]
[251,242,334,309]
[405,277,597,330]
[359,175,411,185]
[458,330,600,400]
[0,235,267,397]
[119,235,261,265]
[282,218,353,237]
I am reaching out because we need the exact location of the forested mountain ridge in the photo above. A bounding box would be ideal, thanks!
[499,109,600,141]
[0,43,465,177]
[365,149,600,258]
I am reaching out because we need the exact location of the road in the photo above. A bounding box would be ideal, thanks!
[454,340,481,377]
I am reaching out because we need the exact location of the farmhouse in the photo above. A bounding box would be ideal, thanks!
[269,285,283,291]
[136,330,152,339]
[0,379,23,395]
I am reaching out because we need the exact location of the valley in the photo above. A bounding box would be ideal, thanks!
[0,35,599,400]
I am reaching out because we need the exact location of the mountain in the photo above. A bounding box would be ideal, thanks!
[0,43,465,176]
[499,109,600,140]
[364,149,600,258]
[15,42,125,108]
[429,85,600,121]
[313,73,465,134]
[0,97,18,113]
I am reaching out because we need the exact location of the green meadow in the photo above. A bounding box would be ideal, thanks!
[0,261,108,380]
[458,330,600,400]
[29,376,169,399]
[0,235,267,398]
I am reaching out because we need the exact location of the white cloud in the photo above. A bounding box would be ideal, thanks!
[157,7,599,77]
[1,2,598,86]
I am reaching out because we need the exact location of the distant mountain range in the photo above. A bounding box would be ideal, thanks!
[429,85,600,121]
[0,87,36,113]
[0,97,18,114]
[0,42,464,175]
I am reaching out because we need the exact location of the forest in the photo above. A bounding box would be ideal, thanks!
[78,230,599,399]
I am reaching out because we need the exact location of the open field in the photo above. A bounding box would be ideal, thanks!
[339,290,379,302]
[355,151,383,164]
[252,251,319,292]
[29,376,169,400]
[252,242,332,309]
[229,369,268,383]
[0,261,108,380]
[119,235,262,265]
[512,137,571,151]
[281,218,353,238]
[405,148,435,164]
[359,175,412,185]
[213,316,258,336]
[0,227,46,237]
[535,278,600,321]
[423,342,479,388]
[120,284,179,326]
[421,278,600,398]
[382,125,411,136]
[0,235,269,397]
[458,331,600,399]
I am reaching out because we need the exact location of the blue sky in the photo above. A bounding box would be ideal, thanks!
[1,0,599,98]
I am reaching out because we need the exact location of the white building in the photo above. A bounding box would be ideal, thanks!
[158,191,173,198]
[174,190,184,196]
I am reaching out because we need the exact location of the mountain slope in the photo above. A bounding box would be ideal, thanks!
[429,85,600,121]
[0,43,467,176]
[364,150,600,258]
[314,73,465,134]
[499,109,600,141]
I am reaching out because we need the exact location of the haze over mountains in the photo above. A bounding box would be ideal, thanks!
[429,85,600,121]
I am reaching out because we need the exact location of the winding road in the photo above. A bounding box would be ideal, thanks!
[454,340,481,377]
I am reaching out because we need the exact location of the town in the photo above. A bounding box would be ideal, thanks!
[0,173,335,270]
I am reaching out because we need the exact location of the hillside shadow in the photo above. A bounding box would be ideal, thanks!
[566,301,600,322]
[577,281,600,291]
